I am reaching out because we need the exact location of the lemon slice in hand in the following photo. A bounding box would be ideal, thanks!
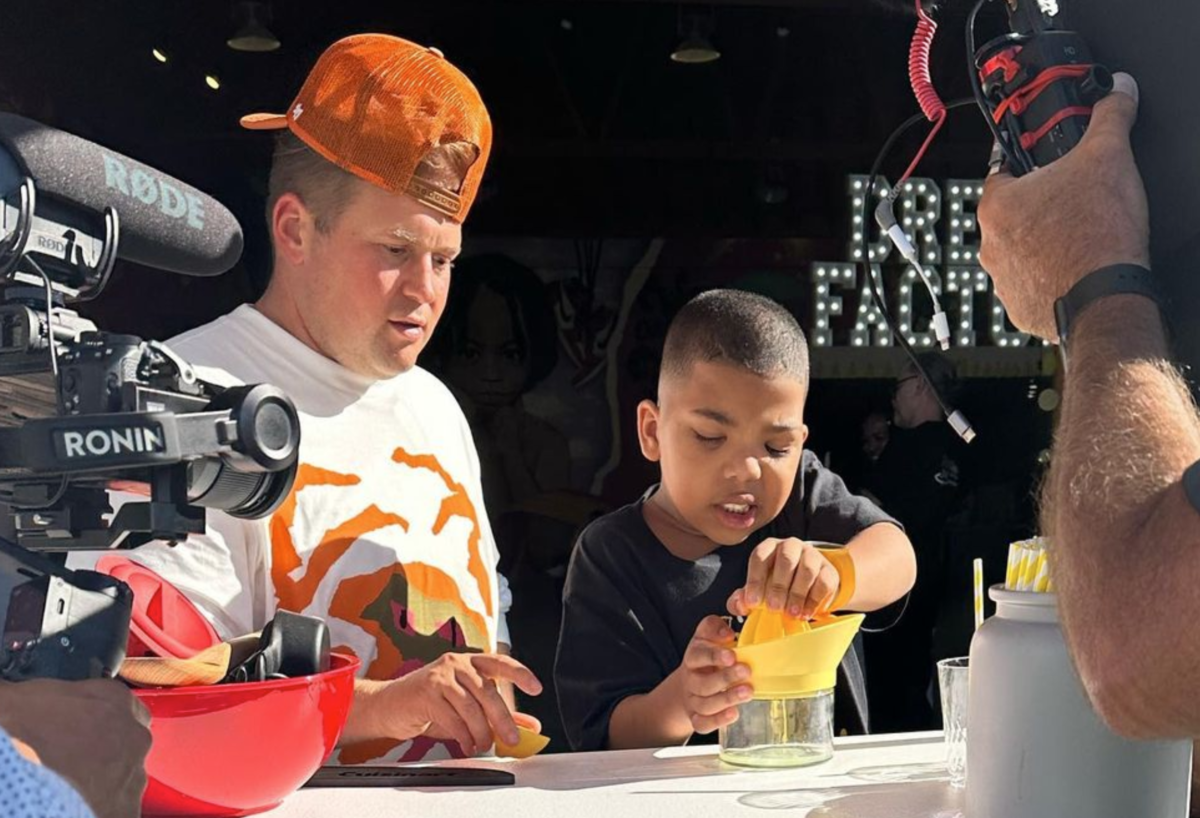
[737,607,813,648]
[494,726,550,758]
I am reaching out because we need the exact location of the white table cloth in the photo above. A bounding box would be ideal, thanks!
[272,731,964,818]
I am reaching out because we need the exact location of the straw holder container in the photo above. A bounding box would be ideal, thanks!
[967,586,1191,818]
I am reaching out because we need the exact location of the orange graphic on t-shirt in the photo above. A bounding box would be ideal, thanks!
[330,563,483,766]
[271,463,360,581]
[271,467,410,613]
[391,448,492,616]
[269,450,493,669]
[329,561,487,679]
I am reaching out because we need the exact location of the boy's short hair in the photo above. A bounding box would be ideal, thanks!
[660,289,810,390]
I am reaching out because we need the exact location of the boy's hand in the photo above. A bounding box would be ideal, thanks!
[728,537,839,620]
[679,616,753,734]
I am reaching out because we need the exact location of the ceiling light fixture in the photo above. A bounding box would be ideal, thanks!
[671,12,720,64]
[227,1,281,53]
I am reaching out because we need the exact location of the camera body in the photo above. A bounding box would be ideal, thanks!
[0,116,301,680]
[0,304,301,552]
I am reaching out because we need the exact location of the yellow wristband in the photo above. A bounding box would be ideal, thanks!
[816,546,856,612]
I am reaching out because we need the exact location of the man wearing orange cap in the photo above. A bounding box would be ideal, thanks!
[108,34,542,763]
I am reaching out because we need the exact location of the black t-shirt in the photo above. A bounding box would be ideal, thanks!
[554,450,901,752]
[859,422,965,731]
[865,422,964,557]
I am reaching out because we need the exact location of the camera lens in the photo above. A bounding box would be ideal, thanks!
[181,383,301,519]
[186,458,297,519]
[207,384,300,472]
[254,402,293,457]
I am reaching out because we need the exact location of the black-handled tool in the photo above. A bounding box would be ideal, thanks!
[304,765,516,788]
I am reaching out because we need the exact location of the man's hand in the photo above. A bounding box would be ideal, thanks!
[678,616,752,735]
[345,652,543,756]
[728,537,839,620]
[0,678,151,818]
[978,72,1149,340]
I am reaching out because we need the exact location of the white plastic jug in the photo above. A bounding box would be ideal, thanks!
[967,585,1191,818]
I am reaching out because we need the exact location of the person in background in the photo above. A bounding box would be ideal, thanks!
[843,410,891,497]
[861,352,967,732]
[428,253,581,751]
[431,253,571,524]
[861,412,890,465]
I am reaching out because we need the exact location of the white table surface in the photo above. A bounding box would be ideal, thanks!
[272,731,965,818]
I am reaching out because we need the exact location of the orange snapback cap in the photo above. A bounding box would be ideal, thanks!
[241,33,492,222]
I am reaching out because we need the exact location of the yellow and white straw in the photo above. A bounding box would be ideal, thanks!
[1005,545,1023,591]
[1004,537,1053,593]
[973,557,984,631]
[1033,551,1051,593]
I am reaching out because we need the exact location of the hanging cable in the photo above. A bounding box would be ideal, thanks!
[861,99,978,443]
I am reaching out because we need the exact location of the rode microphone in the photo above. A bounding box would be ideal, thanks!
[0,113,243,292]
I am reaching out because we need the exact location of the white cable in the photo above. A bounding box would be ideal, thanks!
[948,410,977,444]
[874,202,975,442]
[883,224,951,349]
[931,311,951,350]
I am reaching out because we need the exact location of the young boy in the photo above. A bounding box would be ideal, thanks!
[555,289,917,751]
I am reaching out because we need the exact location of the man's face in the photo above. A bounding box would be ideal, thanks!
[293,181,463,379]
[639,361,809,547]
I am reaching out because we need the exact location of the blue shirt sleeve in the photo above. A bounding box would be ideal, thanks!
[0,726,96,818]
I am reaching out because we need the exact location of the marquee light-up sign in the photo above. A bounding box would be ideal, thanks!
[810,175,1035,350]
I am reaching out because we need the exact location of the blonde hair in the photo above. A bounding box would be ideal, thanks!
[412,141,479,194]
[266,131,359,233]
[266,133,479,233]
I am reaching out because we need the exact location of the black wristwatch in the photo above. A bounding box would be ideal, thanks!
[1053,264,1164,361]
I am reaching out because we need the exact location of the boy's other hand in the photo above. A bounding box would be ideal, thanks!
[680,616,753,734]
[729,538,839,620]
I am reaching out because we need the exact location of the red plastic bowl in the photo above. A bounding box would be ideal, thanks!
[134,653,359,817]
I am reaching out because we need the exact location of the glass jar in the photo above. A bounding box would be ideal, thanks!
[718,688,834,768]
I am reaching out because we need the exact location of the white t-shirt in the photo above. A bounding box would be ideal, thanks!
[78,304,511,763]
